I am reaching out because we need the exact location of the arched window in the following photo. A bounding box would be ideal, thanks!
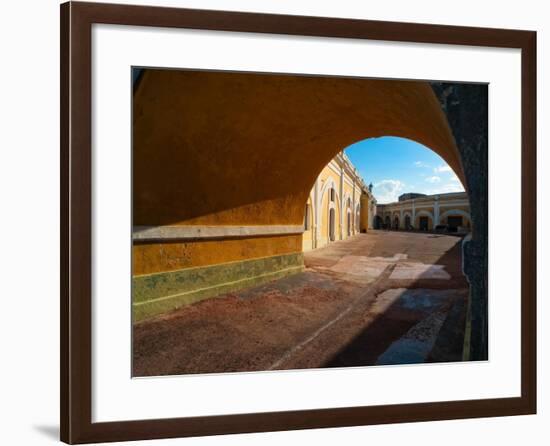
[330,188,335,202]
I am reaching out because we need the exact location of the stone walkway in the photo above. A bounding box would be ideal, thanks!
[133,231,468,376]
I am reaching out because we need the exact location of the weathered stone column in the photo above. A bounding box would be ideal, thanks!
[431,82,488,361]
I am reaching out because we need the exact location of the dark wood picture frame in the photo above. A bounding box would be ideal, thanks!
[60,1,537,443]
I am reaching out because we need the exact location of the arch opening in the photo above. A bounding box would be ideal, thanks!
[133,69,465,232]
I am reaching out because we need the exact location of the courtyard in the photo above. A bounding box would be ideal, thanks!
[133,230,468,376]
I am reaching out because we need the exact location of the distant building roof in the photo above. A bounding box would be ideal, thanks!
[377,191,468,208]
[398,193,426,202]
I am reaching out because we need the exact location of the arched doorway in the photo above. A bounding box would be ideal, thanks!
[393,216,400,230]
[384,216,391,229]
[329,208,336,242]
[440,209,472,231]
[320,182,340,247]
[405,214,411,230]
[415,211,434,231]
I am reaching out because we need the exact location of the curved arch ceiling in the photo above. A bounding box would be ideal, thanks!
[133,69,463,227]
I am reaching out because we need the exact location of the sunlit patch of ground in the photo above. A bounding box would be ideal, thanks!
[133,231,469,377]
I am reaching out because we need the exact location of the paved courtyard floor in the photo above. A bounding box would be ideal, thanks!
[133,230,469,376]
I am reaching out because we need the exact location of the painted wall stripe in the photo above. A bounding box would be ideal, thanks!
[133,225,305,241]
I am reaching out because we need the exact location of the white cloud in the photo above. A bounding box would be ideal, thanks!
[424,171,465,194]
[434,164,452,173]
[425,176,441,183]
[373,179,405,204]
[414,161,430,168]
[424,182,465,195]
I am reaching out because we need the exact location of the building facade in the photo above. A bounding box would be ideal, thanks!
[302,152,374,251]
[375,191,471,232]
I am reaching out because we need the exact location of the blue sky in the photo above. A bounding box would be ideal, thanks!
[344,136,465,204]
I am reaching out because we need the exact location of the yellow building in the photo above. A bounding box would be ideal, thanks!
[375,192,471,232]
[302,152,373,251]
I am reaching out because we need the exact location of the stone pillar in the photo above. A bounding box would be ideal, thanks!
[434,196,440,226]
[431,82,488,361]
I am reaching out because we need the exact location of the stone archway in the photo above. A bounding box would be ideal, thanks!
[134,70,464,231]
[440,209,472,230]
[415,210,434,231]
[133,70,487,359]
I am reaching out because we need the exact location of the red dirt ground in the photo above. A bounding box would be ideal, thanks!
[133,231,468,376]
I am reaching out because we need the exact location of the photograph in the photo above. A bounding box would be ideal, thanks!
[0,0,543,444]
[131,68,488,377]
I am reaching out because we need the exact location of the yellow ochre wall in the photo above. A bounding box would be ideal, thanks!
[133,69,462,276]
[134,235,303,276]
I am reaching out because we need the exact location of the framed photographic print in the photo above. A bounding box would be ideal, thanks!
[60,1,537,443]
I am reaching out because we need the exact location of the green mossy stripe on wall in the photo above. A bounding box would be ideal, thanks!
[133,253,304,322]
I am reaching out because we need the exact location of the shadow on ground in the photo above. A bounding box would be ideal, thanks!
[323,243,468,367]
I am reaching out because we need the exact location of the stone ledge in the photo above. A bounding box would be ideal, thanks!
[133,225,305,241]
[133,252,304,322]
